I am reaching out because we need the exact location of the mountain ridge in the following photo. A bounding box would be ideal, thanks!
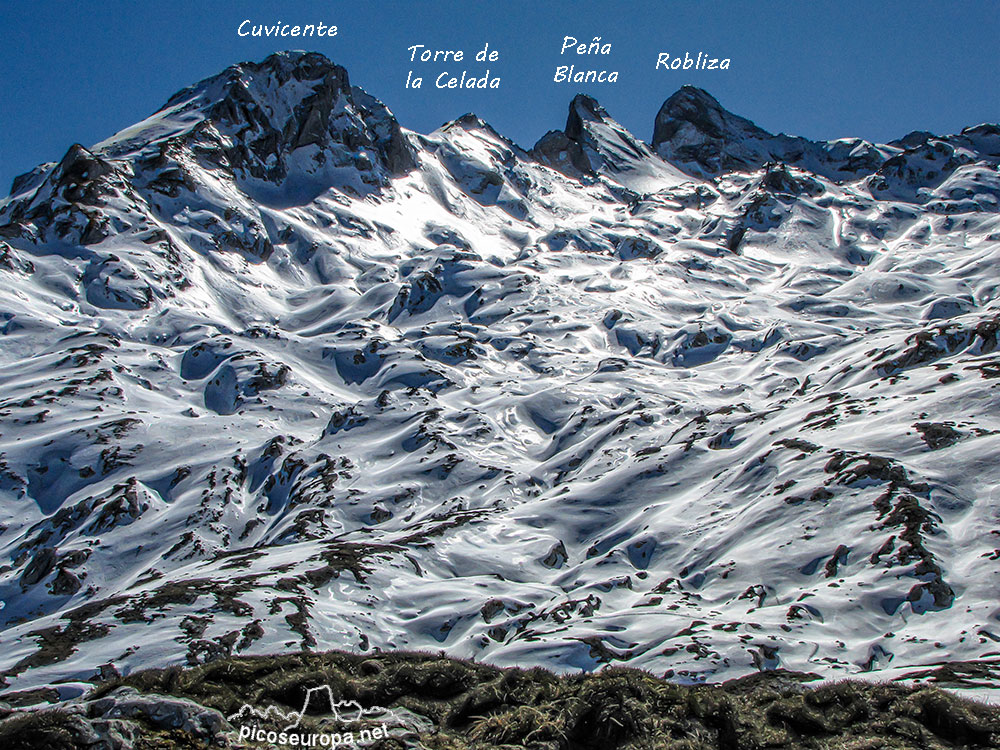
[7,51,998,202]
[0,50,999,700]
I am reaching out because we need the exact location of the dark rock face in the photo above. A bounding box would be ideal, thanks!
[0,143,138,246]
[532,95,609,177]
[914,421,962,451]
[19,547,57,587]
[652,86,778,177]
[52,146,118,203]
[533,128,592,177]
[192,51,416,183]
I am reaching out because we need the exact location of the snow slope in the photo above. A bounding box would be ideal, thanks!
[1,51,1000,696]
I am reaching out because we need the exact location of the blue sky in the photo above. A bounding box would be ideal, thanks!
[1,0,997,192]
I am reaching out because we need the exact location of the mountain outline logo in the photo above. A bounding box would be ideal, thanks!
[227,683,390,732]
[225,682,400,747]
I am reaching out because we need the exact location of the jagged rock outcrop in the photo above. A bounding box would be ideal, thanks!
[533,94,689,192]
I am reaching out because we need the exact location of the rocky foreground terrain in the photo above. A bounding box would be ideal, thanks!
[1,49,999,744]
[2,650,1000,749]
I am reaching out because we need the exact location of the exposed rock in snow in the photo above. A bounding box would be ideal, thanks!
[0,51,999,702]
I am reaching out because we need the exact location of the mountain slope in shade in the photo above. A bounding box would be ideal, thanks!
[1,51,1000,699]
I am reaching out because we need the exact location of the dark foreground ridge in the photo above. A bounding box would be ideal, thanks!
[2,650,999,749]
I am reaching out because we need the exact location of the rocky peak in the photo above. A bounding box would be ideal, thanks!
[890,130,937,150]
[0,143,138,245]
[441,113,520,150]
[533,94,687,192]
[653,86,769,146]
[203,52,352,147]
[652,86,787,178]
[1,52,417,248]
[533,95,604,177]
[652,86,900,182]
[164,51,352,127]
[563,94,612,142]
[7,144,121,209]
[198,52,414,181]
[54,144,117,187]
[100,51,416,187]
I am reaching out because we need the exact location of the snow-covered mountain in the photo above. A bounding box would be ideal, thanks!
[1,50,1000,697]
